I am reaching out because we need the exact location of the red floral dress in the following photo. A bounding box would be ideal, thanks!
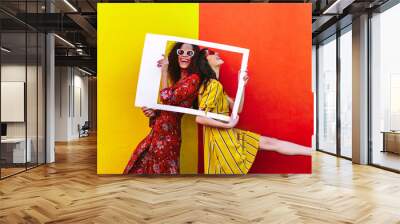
[124,73,200,174]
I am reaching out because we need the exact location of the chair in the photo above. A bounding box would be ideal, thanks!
[79,121,90,138]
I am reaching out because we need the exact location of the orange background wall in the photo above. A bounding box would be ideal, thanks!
[198,3,313,173]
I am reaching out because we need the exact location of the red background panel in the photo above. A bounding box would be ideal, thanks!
[198,3,313,173]
[212,48,242,98]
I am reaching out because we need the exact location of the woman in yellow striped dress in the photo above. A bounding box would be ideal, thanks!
[195,48,311,174]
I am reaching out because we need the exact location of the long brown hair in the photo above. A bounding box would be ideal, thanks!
[198,48,218,94]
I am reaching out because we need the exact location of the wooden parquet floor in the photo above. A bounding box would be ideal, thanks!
[1,134,400,224]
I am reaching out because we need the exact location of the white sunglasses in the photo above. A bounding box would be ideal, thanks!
[176,49,195,57]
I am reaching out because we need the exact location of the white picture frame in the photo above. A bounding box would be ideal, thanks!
[135,33,249,122]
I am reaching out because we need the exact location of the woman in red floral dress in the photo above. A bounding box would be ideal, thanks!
[123,42,201,174]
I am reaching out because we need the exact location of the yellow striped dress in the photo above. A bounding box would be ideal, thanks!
[199,79,260,174]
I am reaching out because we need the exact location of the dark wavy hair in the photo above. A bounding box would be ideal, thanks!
[198,48,218,94]
[167,42,200,84]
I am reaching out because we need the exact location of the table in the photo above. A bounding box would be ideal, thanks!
[382,131,400,154]
[1,138,31,164]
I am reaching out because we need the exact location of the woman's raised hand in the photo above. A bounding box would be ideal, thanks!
[157,54,169,73]
[239,70,249,86]
[243,74,249,86]
[141,107,155,117]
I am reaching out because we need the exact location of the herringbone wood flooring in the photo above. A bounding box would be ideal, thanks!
[1,134,400,224]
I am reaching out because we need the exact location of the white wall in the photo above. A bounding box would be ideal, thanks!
[72,73,89,138]
[55,67,89,141]
[55,67,70,141]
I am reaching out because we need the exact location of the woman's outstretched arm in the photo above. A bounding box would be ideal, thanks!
[195,116,239,129]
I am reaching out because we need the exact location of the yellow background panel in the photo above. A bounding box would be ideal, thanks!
[97,3,199,174]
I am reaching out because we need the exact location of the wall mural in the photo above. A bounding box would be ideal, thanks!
[97,3,313,174]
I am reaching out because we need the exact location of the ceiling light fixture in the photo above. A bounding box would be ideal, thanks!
[1,47,11,53]
[78,67,93,76]
[323,0,355,15]
[63,0,78,12]
[76,48,85,56]
[54,34,75,48]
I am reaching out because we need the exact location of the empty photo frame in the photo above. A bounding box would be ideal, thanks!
[135,33,250,122]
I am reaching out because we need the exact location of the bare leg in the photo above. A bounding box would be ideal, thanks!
[259,136,311,156]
